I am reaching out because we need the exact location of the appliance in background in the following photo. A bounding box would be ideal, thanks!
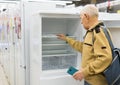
[0,1,25,85]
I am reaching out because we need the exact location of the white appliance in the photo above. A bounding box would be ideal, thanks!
[25,2,84,85]
[0,1,25,85]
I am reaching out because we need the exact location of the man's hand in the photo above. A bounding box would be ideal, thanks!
[56,34,67,41]
[73,69,84,81]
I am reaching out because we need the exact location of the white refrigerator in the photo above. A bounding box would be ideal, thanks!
[28,3,84,85]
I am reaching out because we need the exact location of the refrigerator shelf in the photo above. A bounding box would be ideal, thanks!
[42,43,68,46]
[42,35,76,39]
[42,35,58,38]
[42,49,73,55]
[42,35,76,45]
[42,53,76,57]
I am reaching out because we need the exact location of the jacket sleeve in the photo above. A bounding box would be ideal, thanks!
[66,37,83,53]
[83,28,112,77]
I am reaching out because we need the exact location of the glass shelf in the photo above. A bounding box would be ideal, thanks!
[42,35,76,45]
[42,43,68,46]
[42,53,76,57]
[42,49,69,55]
[42,35,76,39]
[42,35,57,38]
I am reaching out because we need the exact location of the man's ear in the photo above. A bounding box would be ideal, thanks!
[84,14,89,20]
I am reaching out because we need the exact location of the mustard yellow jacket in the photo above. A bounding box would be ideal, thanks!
[66,24,112,85]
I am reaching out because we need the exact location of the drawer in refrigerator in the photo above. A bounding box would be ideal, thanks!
[42,54,77,70]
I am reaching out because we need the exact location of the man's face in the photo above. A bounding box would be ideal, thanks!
[80,13,89,30]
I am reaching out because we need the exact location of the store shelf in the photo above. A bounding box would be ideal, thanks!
[97,0,120,9]
[99,12,120,21]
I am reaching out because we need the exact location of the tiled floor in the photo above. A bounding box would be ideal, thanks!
[0,64,9,85]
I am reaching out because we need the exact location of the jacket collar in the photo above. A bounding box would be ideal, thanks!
[87,22,104,32]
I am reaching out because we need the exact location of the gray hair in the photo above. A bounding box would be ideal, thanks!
[80,4,99,17]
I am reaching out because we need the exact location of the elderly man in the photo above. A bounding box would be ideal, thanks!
[57,4,112,85]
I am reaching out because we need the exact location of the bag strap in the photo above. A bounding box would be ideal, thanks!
[102,26,115,50]
[92,22,114,50]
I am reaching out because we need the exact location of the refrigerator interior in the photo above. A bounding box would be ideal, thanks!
[42,18,82,71]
